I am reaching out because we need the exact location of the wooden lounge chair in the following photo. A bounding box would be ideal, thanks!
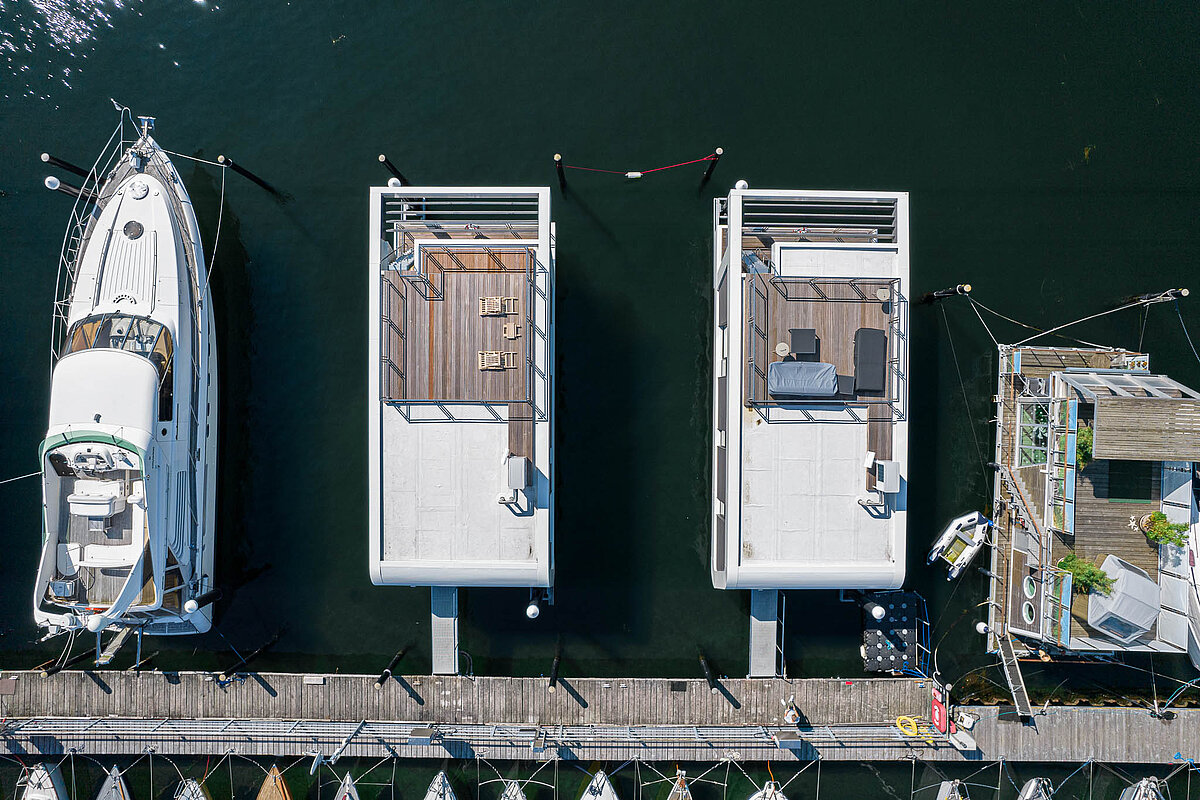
[478,351,503,370]
[501,296,520,315]
[503,322,521,339]
[479,296,503,316]
[501,351,520,369]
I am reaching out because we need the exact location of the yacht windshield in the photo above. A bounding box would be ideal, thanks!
[66,313,174,420]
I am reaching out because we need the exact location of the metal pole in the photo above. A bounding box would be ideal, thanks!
[699,651,719,694]
[218,155,278,194]
[374,648,406,689]
[220,629,281,679]
[40,648,95,676]
[184,588,221,615]
[547,652,561,693]
[378,154,408,185]
[43,175,97,202]
[41,152,90,179]
[554,154,565,189]
[701,147,723,183]
[931,284,972,299]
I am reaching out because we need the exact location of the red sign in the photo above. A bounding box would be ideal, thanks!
[931,682,948,734]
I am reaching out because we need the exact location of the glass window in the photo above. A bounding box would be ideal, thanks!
[1017,401,1049,467]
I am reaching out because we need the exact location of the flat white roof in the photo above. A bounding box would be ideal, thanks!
[712,189,909,590]
[367,187,553,587]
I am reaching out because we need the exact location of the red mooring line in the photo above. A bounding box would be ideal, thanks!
[563,152,717,175]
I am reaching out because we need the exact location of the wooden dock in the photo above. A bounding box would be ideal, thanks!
[2,671,1196,763]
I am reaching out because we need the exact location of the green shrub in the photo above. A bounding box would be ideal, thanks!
[1144,511,1190,548]
[1075,425,1093,470]
[1058,553,1114,595]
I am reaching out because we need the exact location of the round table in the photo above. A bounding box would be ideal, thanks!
[774,341,790,357]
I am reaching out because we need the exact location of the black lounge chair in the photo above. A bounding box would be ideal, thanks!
[853,328,888,393]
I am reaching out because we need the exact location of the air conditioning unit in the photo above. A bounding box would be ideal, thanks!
[875,460,901,494]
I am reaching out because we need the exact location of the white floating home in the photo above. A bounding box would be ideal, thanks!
[367,187,554,673]
[711,188,910,675]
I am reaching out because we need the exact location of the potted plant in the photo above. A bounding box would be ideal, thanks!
[1139,511,1190,548]
[1075,424,1093,470]
[1057,553,1114,595]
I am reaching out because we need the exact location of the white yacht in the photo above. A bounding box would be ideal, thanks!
[34,116,218,638]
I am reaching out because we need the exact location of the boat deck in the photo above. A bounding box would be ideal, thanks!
[52,472,149,607]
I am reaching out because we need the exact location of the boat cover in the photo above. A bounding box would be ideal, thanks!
[767,360,838,398]
[1087,555,1160,644]
[49,349,157,437]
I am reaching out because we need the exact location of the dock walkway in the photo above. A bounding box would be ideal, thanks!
[2,671,1197,763]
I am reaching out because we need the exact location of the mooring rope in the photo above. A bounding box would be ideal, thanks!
[940,304,989,486]
[202,158,228,294]
[562,152,717,177]
[1175,299,1200,366]
[0,470,41,486]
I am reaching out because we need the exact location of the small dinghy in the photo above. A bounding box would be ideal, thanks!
[582,772,619,800]
[96,767,132,800]
[748,782,786,800]
[934,781,969,800]
[1016,779,1053,800]
[174,779,211,800]
[424,773,456,800]
[335,775,359,800]
[667,772,691,800]
[256,766,292,800]
[500,782,527,800]
[928,511,991,579]
[1119,779,1165,800]
[20,764,68,800]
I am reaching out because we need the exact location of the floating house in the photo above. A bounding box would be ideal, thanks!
[367,187,554,673]
[710,188,910,675]
[986,345,1200,673]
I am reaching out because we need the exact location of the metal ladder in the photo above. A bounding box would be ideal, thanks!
[998,633,1033,719]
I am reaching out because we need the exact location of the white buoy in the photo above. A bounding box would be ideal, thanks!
[735,179,749,190]
[525,601,540,619]
[975,621,990,635]
[44,175,61,190]
[624,171,643,179]
[871,604,886,620]
[184,599,200,614]
[86,615,105,632]
[387,177,402,188]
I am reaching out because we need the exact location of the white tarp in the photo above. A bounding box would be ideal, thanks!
[1087,555,1161,644]
[48,349,157,436]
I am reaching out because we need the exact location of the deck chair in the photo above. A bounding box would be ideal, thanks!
[478,351,503,370]
[479,296,503,316]
[501,296,520,315]
[503,322,521,339]
[501,351,520,369]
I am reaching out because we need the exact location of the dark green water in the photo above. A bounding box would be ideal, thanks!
[2,2,1200,701]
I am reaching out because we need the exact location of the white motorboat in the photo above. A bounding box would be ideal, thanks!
[582,772,618,800]
[1119,779,1165,800]
[927,511,991,579]
[34,114,218,639]
[95,767,132,800]
[1016,778,1053,800]
[747,782,786,800]
[334,775,359,800]
[500,782,527,800]
[174,779,210,800]
[424,773,456,800]
[666,772,691,800]
[934,781,969,800]
[20,764,68,800]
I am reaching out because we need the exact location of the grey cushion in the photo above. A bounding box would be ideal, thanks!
[854,328,888,393]
[768,360,838,398]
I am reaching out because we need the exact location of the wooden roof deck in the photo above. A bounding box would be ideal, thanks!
[1058,459,1162,640]
[383,248,532,404]
[1093,397,1200,460]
